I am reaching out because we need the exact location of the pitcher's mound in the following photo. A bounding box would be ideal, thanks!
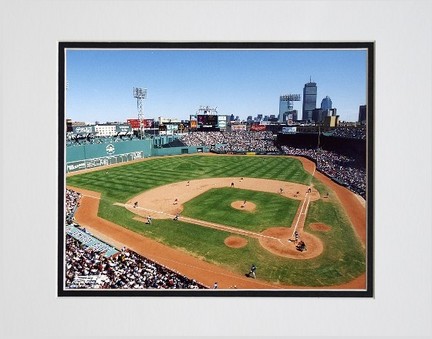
[224,236,248,248]
[231,201,256,212]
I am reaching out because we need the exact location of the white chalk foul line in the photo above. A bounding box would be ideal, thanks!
[75,201,277,288]
[292,195,308,229]
[181,216,280,241]
[291,194,311,238]
[117,203,280,241]
[290,161,316,240]
[120,204,167,216]
[303,196,311,217]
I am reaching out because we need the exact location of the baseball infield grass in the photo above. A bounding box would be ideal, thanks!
[67,155,366,286]
[181,187,300,232]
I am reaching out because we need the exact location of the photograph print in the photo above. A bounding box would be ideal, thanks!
[59,42,374,297]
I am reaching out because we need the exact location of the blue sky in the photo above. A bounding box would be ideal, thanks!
[65,48,367,123]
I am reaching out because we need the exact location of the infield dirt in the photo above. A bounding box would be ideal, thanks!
[68,156,366,289]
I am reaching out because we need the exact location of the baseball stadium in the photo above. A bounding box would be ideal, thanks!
[62,124,371,295]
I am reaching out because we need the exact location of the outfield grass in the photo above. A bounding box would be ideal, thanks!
[67,155,366,286]
[67,155,311,203]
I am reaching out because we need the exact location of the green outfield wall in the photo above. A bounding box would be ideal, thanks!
[66,139,209,173]
[152,146,208,157]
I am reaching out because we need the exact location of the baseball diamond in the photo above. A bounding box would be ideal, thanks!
[66,154,366,289]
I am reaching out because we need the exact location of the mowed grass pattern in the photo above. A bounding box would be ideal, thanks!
[67,155,366,286]
[182,187,300,232]
[67,155,310,203]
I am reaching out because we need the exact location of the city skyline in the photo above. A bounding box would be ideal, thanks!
[65,48,367,123]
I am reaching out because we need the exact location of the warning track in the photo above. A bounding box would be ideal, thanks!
[67,156,367,289]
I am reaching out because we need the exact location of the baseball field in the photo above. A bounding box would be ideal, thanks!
[66,154,367,289]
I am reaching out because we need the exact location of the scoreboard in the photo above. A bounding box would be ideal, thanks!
[197,114,218,128]
[190,114,228,130]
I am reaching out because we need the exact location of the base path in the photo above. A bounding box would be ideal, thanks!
[67,155,367,290]
[121,176,323,259]
[290,156,367,245]
[71,187,285,289]
[291,156,367,289]
[124,177,319,218]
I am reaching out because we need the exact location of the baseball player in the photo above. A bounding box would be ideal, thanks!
[248,264,257,279]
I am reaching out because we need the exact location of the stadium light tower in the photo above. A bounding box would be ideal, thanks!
[133,87,147,139]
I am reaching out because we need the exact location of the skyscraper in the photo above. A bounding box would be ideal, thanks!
[302,79,317,121]
[358,105,367,124]
[320,96,332,110]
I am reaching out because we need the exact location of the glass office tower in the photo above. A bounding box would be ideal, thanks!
[358,105,367,124]
[302,80,317,121]
[320,96,332,110]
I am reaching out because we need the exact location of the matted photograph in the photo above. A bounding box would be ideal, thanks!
[59,42,374,296]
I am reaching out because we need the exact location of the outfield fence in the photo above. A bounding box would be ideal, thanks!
[66,139,209,173]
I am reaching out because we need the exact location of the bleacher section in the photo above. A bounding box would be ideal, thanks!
[65,225,119,257]
[65,235,206,289]
[181,131,279,153]
[64,188,207,289]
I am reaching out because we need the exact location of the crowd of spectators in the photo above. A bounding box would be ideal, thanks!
[65,188,81,224]
[181,131,279,153]
[66,134,138,147]
[331,126,366,140]
[281,146,366,199]
[180,131,225,146]
[65,236,205,289]
[65,188,206,290]
[181,131,366,198]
